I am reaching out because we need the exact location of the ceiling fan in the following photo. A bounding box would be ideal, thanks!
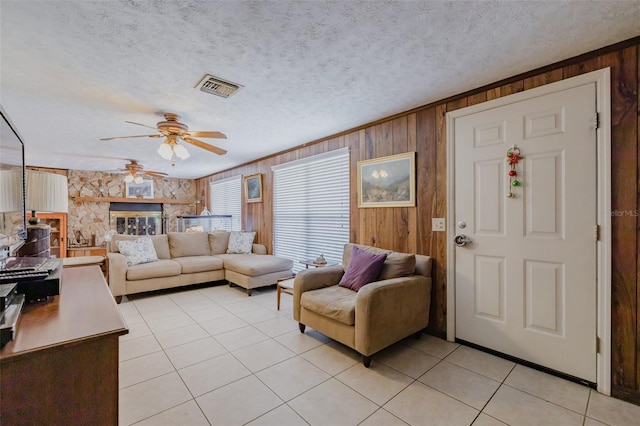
[100,113,227,164]
[118,160,167,184]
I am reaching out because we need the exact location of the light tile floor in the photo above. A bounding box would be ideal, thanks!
[118,283,640,426]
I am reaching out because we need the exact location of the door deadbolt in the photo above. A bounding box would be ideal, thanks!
[454,235,472,247]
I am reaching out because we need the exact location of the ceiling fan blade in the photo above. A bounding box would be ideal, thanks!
[143,171,168,177]
[182,136,227,155]
[100,134,160,141]
[187,131,227,139]
[125,120,159,131]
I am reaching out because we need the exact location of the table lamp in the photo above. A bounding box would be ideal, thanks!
[0,170,22,212]
[26,170,68,224]
[0,170,23,251]
[16,171,68,258]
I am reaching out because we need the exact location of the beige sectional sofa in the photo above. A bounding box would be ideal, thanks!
[294,243,432,367]
[107,231,293,301]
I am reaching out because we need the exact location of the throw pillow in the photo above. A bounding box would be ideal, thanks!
[338,246,387,291]
[226,231,256,254]
[208,231,231,255]
[116,237,159,267]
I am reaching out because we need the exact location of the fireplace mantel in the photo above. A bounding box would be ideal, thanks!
[73,196,193,204]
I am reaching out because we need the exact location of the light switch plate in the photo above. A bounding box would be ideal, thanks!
[432,218,446,232]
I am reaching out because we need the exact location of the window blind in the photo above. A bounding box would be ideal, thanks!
[209,175,242,231]
[273,148,350,273]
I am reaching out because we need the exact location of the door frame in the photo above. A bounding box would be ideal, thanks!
[445,68,611,394]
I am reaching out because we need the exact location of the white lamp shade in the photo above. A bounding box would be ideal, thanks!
[0,169,22,212]
[26,170,68,213]
[158,142,173,159]
[123,174,134,183]
[173,143,190,159]
[134,175,144,184]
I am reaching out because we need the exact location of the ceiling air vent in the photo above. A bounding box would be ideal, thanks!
[194,74,242,98]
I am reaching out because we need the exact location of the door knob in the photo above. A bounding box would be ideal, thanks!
[454,234,472,247]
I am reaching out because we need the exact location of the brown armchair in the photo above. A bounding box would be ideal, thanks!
[293,243,432,367]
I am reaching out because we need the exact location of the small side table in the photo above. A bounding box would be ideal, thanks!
[299,260,337,269]
[276,277,295,310]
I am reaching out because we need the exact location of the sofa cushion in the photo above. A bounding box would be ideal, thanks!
[226,231,256,254]
[169,232,210,258]
[208,231,231,255]
[116,238,158,266]
[126,259,182,281]
[379,252,416,280]
[111,234,171,259]
[173,256,224,274]
[151,234,171,259]
[301,285,357,325]
[338,246,387,291]
[215,253,292,277]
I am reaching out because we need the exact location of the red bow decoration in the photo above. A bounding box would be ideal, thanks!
[506,146,522,198]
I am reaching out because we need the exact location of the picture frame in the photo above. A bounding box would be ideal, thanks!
[125,179,154,199]
[244,173,263,203]
[357,152,415,208]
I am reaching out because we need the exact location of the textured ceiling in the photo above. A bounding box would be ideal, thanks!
[1,0,639,179]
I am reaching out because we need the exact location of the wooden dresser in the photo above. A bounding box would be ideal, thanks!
[0,266,128,425]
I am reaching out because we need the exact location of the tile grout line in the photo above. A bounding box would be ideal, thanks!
[134,291,313,425]
[122,286,605,426]
[123,290,445,425]
[470,361,518,425]
[123,288,266,425]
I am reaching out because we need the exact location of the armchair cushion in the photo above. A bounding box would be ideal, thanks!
[301,285,357,325]
[338,246,387,291]
[379,252,416,280]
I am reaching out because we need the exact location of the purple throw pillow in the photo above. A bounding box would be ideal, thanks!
[338,246,388,291]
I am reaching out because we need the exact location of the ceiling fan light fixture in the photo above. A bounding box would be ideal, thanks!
[158,142,173,160]
[134,175,144,184]
[123,174,134,183]
[174,143,190,159]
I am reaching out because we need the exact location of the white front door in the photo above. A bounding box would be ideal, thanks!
[453,83,597,382]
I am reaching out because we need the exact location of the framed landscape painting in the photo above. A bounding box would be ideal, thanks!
[357,152,415,208]
[125,180,154,199]
[244,173,263,203]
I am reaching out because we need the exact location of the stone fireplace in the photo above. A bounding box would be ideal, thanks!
[109,202,163,236]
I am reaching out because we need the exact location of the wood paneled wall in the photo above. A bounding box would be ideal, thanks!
[196,37,640,404]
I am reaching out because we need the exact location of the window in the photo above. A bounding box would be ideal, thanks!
[209,175,242,231]
[273,148,350,273]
